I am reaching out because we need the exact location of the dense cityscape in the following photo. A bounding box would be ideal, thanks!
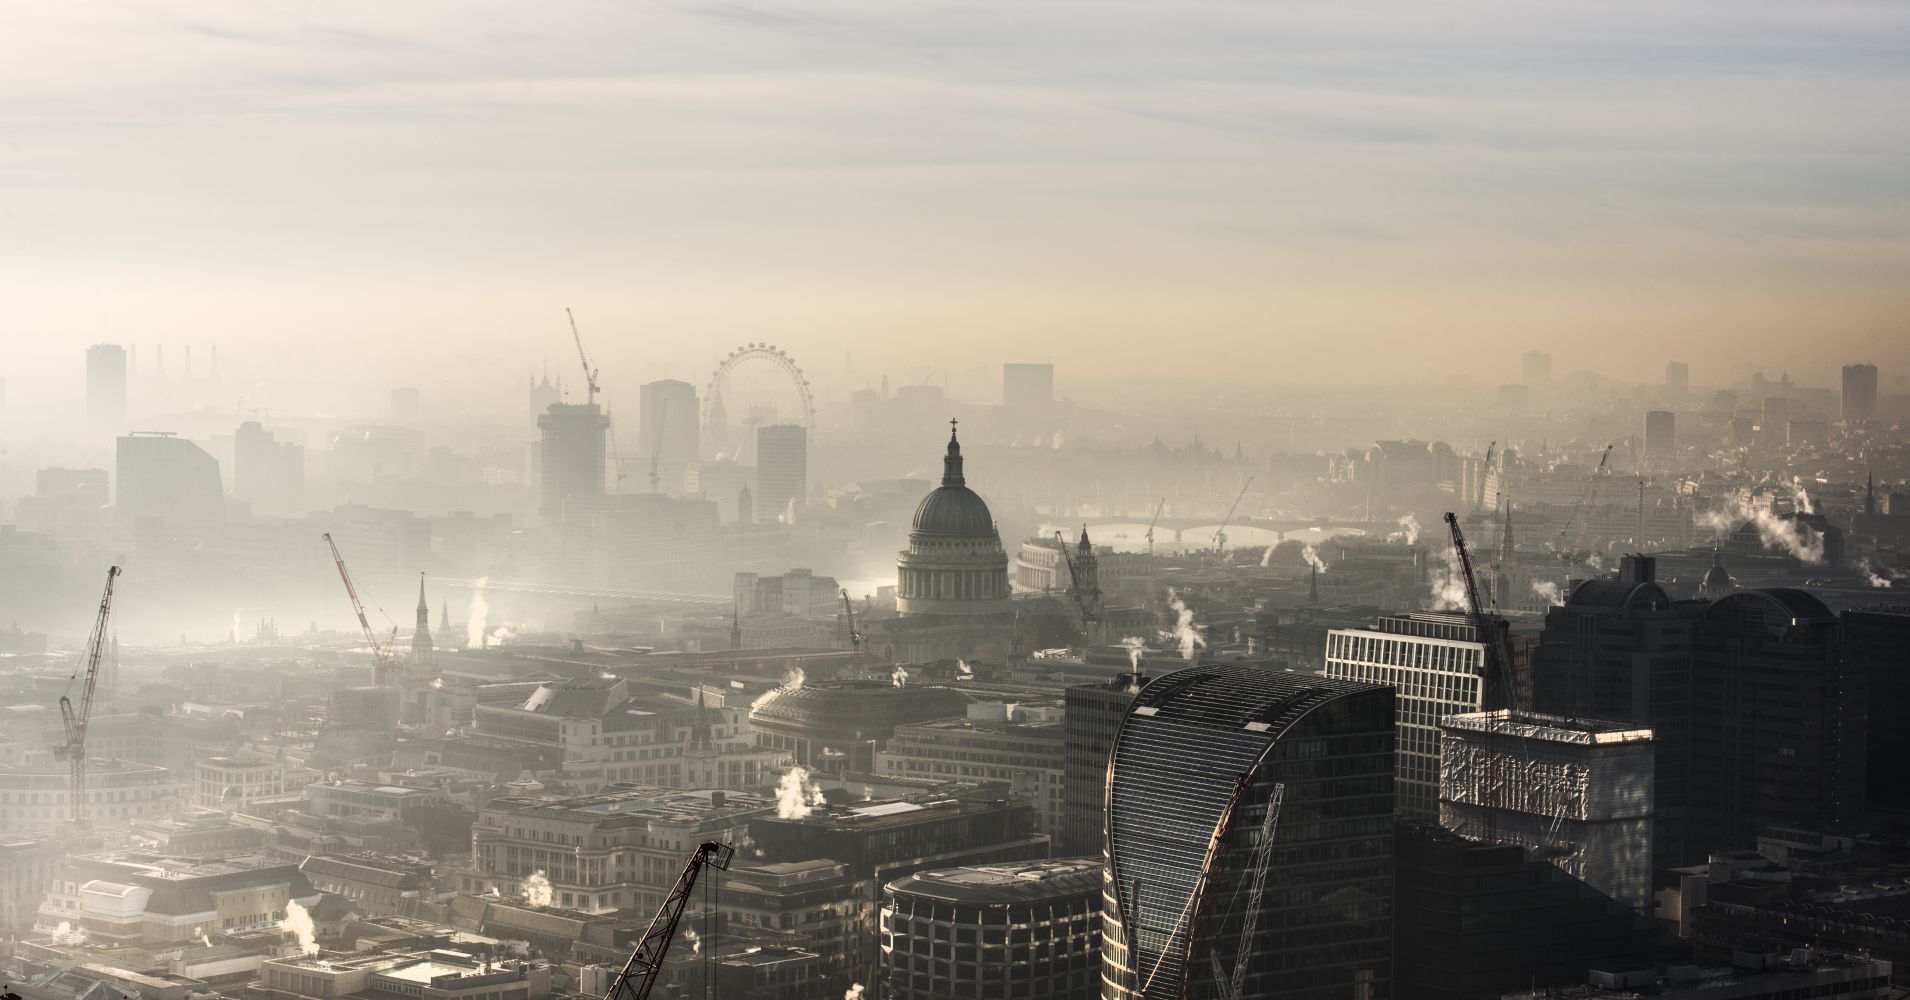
[0,341,1905,1000]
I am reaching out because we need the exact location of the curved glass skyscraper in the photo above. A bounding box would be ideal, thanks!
[1102,666,1396,1000]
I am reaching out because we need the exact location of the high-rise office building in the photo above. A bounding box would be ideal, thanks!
[536,402,609,523]
[1002,362,1054,414]
[115,432,224,535]
[1665,361,1689,390]
[87,343,128,433]
[1848,608,1910,818]
[1061,672,1147,857]
[882,859,1103,1000]
[233,420,305,516]
[1643,410,1675,467]
[1102,666,1395,1000]
[638,379,699,491]
[1325,611,1491,820]
[1439,710,1656,911]
[755,424,807,521]
[1842,363,1878,423]
[1521,350,1552,385]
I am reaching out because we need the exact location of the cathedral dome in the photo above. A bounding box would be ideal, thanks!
[911,424,997,537]
[896,422,1010,618]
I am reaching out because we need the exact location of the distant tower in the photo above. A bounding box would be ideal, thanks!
[537,402,610,525]
[705,387,729,459]
[1866,469,1879,517]
[755,425,808,519]
[737,483,754,526]
[730,606,743,650]
[1843,363,1879,423]
[1073,527,1102,620]
[440,601,450,636]
[411,574,435,668]
[86,344,128,433]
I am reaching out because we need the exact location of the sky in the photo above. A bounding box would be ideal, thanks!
[2,0,1907,402]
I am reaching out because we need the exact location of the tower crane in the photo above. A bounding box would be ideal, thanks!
[1144,497,1165,557]
[1478,441,1497,510]
[566,307,626,488]
[323,533,397,686]
[59,566,119,829]
[602,840,734,1000]
[1558,444,1614,552]
[1212,783,1286,1000]
[1445,512,1512,711]
[840,589,863,663]
[648,400,666,494]
[1212,479,1253,558]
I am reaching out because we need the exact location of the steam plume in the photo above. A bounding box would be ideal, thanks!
[1694,490,1825,564]
[1427,547,1469,611]
[521,870,553,907]
[891,665,909,688]
[280,900,318,956]
[1389,514,1422,546]
[1531,580,1564,606]
[51,921,88,946]
[1164,588,1206,661]
[775,765,826,819]
[1302,543,1329,574]
[466,577,490,649]
[1862,562,1893,588]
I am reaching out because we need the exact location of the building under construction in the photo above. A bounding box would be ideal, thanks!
[1439,709,1656,911]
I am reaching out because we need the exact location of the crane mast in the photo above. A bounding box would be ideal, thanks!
[566,306,601,405]
[60,566,120,829]
[1445,512,1511,710]
[1559,444,1614,552]
[323,533,396,685]
[1144,497,1165,557]
[1055,530,1100,648]
[1212,479,1253,558]
[1478,441,1497,510]
[603,840,734,1000]
[840,588,863,663]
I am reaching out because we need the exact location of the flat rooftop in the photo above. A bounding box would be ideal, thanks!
[1444,710,1654,746]
[888,859,1102,906]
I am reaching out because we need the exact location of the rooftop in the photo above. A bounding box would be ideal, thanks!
[1443,710,1655,746]
[886,858,1102,906]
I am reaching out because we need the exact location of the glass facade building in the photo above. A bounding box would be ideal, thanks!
[1101,666,1395,1000]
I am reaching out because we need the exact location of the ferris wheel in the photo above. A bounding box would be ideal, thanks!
[702,343,817,435]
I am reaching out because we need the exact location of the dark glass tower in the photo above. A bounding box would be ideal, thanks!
[1102,666,1395,1000]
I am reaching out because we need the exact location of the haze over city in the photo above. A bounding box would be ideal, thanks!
[1,4,1908,1000]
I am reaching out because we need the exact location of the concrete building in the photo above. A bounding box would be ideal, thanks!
[748,680,970,769]
[734,568,843,616]
[1060,672,1145,857]
[0,838,65,935]
[1439,710,1657,911]
[638,379,699,492]
[34,853,318,947]
[1325,610,1492,820]
[1665,361,1689,390]
[1002,362,1055,414]
[751,796,1047,885]
[115,432,223,535]
[193,754,310,811]
[1102,666,1396,999]
[297,854,435,916]
[882,858,1102,1000]
[720,859,867,995]
[874,718,1067,837]
[1523,350,1553,385]
[0,759,185,836]
[754,423,807,521]
[87,344,127,433]
[469,784,769,914]
[233,420,304,516]
[254,950,550,1000]
[536,401,608,524]
[1842,362,1879,423]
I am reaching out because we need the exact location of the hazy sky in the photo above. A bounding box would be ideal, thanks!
[3,0,1907,399]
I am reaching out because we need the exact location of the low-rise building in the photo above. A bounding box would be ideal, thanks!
[254,950,550,1000]
[881,858,1102,1000]
[33,853,319,947]
[874,718,1066,837]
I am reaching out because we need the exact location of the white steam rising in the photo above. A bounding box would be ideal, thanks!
[1694,490,1825,564]
[1531,580,1564,606]
[466,577,490,649]
[845,986,866,1000]
[1302,543,1329,574]
[1862,562,1893,588]
[1390,514,1422,546]
[1428,547,1470,612]
[1164,588,1206,661]
[51,921,88,946]
[1260,545,1277,568]
[521,870,553,907]
[891,665,909,688]
[775,765,826,819]
[280,900,319,956]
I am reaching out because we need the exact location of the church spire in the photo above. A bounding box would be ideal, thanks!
[943,418,965,487]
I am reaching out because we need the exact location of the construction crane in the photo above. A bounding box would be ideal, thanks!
[1212,479,1253,558]
[1445,512,1512,711]
[1478,441,1497,510]
[1144,497,1165,557]
[839,588,863,663]
[648,400,666,494]
[1212,782,1286,1000]
[1055,530,1100,647]
[565,307,601,406]
[323,533,397,686]
[602,840,734,1000]
[58,566,119,829]
[1558,444,1614,552]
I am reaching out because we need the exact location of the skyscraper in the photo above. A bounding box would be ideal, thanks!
[1325,611,1492,821]
[87,343,128,433]
[1665,360,1689,390]
[638,379,699,490]
[1521,350,1552,385]
[1643,409,1675,467]
[1003,362,1055,414]
[1842,362,1878,423]
[536,402,609,524]
[755,423,807,522]
[1061,671,1146,857]
[233,420,305,516]
[1102,666,1395,999]
[115,432,224,535]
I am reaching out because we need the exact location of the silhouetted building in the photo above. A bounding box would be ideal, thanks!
[755,424,807,521]
[1061,672,1146,857]
[1644,410,1676,467]
[1103,666,1395,999]
[1003,362,1055,414]
[1842,363,1878,423]
[115,432,223,535]
[536,402,608,523]
[1326,610,1492,820]
[1523,351,1553,385]
[87,343,127,433]
[233,420,305,516]
[1849,608,1910,819]
[1665,361,1689,390]
[882,859,1102,1000]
